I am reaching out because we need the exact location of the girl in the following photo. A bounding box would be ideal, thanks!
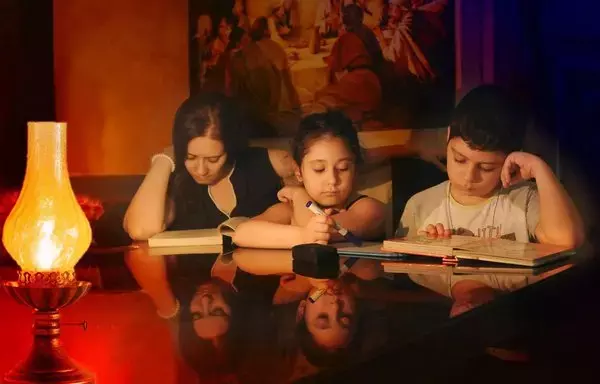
[233,110,386,248]
[123,92,295,240]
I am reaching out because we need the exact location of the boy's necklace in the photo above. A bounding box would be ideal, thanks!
[446,183,502,238]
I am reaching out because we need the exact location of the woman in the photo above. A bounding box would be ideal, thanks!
[123,92,295,240]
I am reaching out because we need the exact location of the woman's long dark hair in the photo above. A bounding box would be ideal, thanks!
[178,277,243,380]
[167,93,250,217]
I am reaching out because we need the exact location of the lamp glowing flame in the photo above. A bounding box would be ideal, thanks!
[1,122,91,274]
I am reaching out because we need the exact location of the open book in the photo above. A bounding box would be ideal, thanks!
[147,217,248,249]
[382,235,574,267]
[381,257,573,276]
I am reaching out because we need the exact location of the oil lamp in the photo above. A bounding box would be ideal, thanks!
[2,122,94,383]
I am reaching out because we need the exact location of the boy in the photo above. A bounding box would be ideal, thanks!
[396,84,584,248]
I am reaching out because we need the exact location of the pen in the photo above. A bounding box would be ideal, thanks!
[305,201,363,247]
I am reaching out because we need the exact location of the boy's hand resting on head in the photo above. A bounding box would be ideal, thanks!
[419,223,452,238]
[303,214,336,245]
[501,152,550,188]
[277,186,309,205]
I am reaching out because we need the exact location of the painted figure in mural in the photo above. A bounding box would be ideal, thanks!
[269,0,295,46]
[310,32,382,123]
[229,17,301,136]
[375,0,448,81]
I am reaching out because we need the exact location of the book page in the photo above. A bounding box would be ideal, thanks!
[405,235,479,248]
[457,238,572,261]
[218,216,250,236]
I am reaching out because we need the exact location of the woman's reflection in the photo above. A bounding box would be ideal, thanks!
[126,246,282,383]
[178,276,245,382]
[188,278,235,342]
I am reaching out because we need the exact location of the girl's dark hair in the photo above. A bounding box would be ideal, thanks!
[168,92,249,208]
[295,275,364,368]
[449,84,529,154]
[291,110,363,166]
[295,311,364,368]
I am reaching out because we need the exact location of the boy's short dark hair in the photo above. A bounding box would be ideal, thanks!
[448,84,529,154]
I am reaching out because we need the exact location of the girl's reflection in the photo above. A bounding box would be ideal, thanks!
[294,275,363,367]
[233,248,385,377]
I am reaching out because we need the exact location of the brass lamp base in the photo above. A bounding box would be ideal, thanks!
[3,277,95,384]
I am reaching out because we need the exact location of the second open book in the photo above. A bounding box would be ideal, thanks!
[382,235,574,267]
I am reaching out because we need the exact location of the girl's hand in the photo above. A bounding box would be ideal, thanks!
[303,215,335,245]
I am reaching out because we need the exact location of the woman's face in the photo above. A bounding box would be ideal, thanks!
[301,281,357,349]
[190,282,232,339]
[184,136,229,185]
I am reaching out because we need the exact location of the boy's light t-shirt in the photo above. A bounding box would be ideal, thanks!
[396,180,541,298]
[396,180,540,243]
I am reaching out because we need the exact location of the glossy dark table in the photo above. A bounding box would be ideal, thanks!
[0,243,597,383]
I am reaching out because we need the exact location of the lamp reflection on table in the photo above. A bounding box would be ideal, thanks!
[1,122,94,384]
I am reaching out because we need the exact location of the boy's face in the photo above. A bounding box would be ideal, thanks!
[446,137,506,201]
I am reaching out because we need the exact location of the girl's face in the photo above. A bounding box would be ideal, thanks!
[184,136,229,185]
[300,281,357,349]
[297,136,356,209]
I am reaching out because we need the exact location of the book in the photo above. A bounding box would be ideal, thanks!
[334,242,406,260]
[382,235,574,267]
[148,244,224,256]
[147,217,248,248]
[381,257,573,276]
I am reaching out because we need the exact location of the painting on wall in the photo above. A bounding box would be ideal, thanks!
[188,0,455,138]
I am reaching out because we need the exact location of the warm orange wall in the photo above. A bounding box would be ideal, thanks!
[54,0,189,175]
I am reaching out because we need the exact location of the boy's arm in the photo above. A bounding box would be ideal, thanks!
[533,165,585,247]
[502,152,585,248]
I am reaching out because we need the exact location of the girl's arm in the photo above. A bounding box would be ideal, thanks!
[232,202,334,249]
[286,188,387,241]
[123,155,175,240]
[330,197,387,241]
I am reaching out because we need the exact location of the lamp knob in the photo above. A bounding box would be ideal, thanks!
[62,320,88,331]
